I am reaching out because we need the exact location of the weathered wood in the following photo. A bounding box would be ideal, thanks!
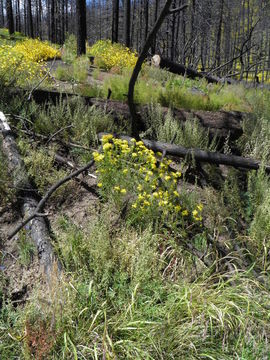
[152,55,232,84]
[98,132,270,173]
[17,88,243,141]
[0,112,60,277]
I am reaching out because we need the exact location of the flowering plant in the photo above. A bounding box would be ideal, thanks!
[94,135,203,227]
[0,38,60,85]
[88,40,138,72]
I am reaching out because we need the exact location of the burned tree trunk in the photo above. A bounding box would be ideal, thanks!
[98,133,270,174]
[152,55,232,84]
[76,0,87,55]
[6,0,15,35]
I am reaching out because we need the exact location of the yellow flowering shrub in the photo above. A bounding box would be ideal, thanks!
[94,135,203,227]
[14,38,60,62]
[88,40,138,72]
[0,38,60,85]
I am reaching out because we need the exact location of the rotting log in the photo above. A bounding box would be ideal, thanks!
[151,55,232,84]
[98,132,270,173]
[0,111,60,278]
[14,88,243,142]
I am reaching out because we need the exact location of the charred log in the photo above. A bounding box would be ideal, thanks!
[0,112,60,278]
[98,133,270,174]
[152,55,232,84]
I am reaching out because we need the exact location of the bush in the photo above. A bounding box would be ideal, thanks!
[0,38,60,86]
[88,40,138,72]
[94,134,203,229]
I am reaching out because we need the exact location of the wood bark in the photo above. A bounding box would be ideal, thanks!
[6,0,14,35]
[112,0,119,43]
[124,0,131,47]
[76,0,87,55]
[0,112,59,277]
[27,0,34,37]
[98,133,270,174]
[152,55,232,84]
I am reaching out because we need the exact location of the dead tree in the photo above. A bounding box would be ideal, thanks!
[6,0,14,35]
[128,0,188,138]
[76,0,87,55]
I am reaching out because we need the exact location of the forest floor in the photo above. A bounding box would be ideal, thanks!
[1,32,270,359]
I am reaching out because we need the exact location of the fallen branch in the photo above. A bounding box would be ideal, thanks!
[98,133,270,173]
[8,159,95,241]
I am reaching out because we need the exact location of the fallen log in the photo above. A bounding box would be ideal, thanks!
[15,88,243,141]
[0,112,60,277]
[98,132,270,173]
[151,55,232,84]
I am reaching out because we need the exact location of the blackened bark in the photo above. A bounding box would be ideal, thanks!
[51,0,56,42]
[27,0,34,37]
[124,0,131,47]
[6,0,14,35]
[144,0,149,41]
[0,0,4,28]
[76,0,87,55]
[112,0,119,43]
[152,55,232,84]
[151,0,159,54]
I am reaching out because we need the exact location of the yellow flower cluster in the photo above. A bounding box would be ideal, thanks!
[0,38,60,85]
[94,134,203,224]
[14,38,60,62]
[88,40,137,72]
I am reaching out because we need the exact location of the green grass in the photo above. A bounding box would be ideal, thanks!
[2,60,270,359]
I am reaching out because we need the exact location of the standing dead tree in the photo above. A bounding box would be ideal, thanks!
[128,0,188,138]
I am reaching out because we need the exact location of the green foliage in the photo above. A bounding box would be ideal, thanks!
[25,97,118,147]
[55,56,89,83]
[144,103,217,151]
[0,144,13,205]
[17,230,36,266]
[61,34,77,64]
[17,139,70,197]
[54,65,73,82]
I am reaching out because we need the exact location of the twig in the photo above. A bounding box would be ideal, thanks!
[27,49,61,101]
[46,124,73,145]
[8,159,95,240]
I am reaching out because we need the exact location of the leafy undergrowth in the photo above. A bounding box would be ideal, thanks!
[1,86,270,359]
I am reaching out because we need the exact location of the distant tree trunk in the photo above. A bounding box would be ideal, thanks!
[170,0,176,61]
[0,0,4,28]
[27,0,34,37]
[6,0,14,35]
[76,0,87,55]
[124,0,131,47]
[51,0,56,42]
[15,0,21,32]
[144,0,149,41]
[215,0,224,75]
[151,0,159,54]
[112,0,119,43]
